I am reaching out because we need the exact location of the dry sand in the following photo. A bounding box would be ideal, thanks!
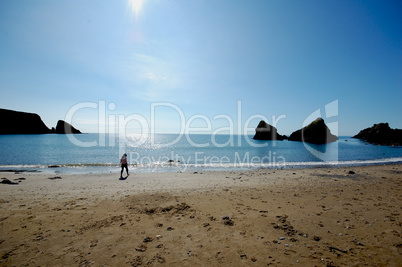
[0,164,401,266]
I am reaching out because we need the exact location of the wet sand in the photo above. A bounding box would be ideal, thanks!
[0,164,401,266]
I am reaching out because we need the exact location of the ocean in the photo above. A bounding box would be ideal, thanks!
[0,133,401,174]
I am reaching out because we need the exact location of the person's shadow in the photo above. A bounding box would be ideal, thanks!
[119,176,128,180]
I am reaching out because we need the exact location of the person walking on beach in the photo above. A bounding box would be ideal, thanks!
[120,153,129,178]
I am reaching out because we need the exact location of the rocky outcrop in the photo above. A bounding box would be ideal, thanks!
[0,108,51,134]
[288,117,338,144]
[54,120,82,134]
[0,108,82,134]
[253,120,287,140]
[353,123,402,146]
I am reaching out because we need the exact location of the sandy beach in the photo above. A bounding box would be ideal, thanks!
[0,164,401,266]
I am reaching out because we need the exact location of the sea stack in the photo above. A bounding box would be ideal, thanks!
[0,108,51,134]
[253,120,287,140]
[353,123,402,146]
[288,117,338,144]
[54,120,82,134]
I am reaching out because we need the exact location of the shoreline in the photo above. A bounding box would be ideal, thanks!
[1,157,401,175]
[0,164,401,266]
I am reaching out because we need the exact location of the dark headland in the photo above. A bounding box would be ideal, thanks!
[0,108,81,135]
[353,123,402,146]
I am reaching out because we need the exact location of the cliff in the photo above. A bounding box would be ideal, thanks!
[288,117,338,144]
[0,108,51,134]
[253,120,287,140]
[0,108,82,135]
[353,123,402,146]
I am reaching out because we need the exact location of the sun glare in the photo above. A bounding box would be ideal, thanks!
[128,0,146,18]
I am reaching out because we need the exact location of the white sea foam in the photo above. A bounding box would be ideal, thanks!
[1,157,401,174]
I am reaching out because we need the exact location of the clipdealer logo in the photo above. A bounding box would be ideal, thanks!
[63,100,286,148]
[62,99,339,169]
[301,100,339,163]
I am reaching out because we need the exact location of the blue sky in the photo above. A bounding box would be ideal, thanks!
[0,0,401,136]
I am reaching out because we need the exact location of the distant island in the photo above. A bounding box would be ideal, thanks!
[54,120,81,134]
[253,120,287,141]
[252,118,401,146]
[253,117,338,144]
[0,108,81,135]
[253,118,401,146]
[288,117,338,144]
[353,123,402,146]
